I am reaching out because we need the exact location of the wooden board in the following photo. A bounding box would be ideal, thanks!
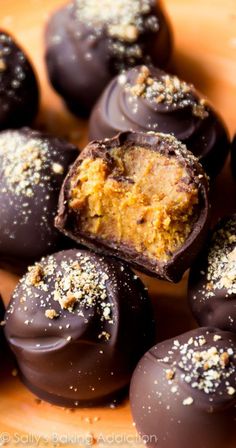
[0,0,236,446]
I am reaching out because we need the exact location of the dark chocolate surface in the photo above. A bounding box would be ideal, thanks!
[188,215,236,333]
[130,327,236,448]
[4,248,155,407]
[89,65,230,178]
[231,134,236,178]
[45,0,172,116]
[0,30,39,129]
[0,128,78,268]
[56,131,209,282]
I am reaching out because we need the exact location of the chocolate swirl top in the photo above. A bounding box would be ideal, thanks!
[89,65,230,177]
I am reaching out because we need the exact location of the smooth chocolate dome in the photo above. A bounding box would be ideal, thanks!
[5,249,155,407]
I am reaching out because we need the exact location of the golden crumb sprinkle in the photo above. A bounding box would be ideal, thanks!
[127,66,209,119]
[45,309,59,319]
[52,162,64,174]
[165,369,175,380]
[26,264,44,286]
[59,294,77,310]
[220,352,230,367]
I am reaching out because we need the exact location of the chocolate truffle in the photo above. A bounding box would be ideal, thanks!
[0,128,78,268]
[89,65,230,178]
[4,248,155,407]
[45,0,172,116]
[56,131,209,282]
[0,31,39,130]
[188,215,236,332]
[130,327,236,448]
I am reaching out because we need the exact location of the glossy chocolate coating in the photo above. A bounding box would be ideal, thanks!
[45,0,172,116]
[0,31,39,130]
[56,131,209,282]
[0,128,78,268]
[89,65,230,178]
[130,327,236,448]
[4,248,155,407]
[188,215,236,332]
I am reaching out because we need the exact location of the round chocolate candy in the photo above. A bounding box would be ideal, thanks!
[188,215,236,332]
[0,128,78,268]
[0,31,39,130]
[4,248,155,407]
[89,65,230,178]
[45,0,172,116]
[130,327,236,448]
[56,131,209,282]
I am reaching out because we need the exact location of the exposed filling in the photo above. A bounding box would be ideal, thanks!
[69,146,199,263]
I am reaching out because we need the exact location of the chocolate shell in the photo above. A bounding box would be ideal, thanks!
[0,30,39,130]
[89,65,230,178]
[188,215,236,332]
[55,131,209,282]
[130,327,236,448]
[0,128,78,269]
[45,0,172,116]
[4,248,155,407]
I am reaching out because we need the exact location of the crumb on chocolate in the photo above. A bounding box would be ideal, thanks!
[127,66,209,119]
[74,0,159,64]
[45,309,59,319]
[52,162,64,174]
[26,264,44,286]
[182,396,194,406]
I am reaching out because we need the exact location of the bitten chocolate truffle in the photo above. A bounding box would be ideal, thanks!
[56,131,209,282]
[0,128,78,268]
[188,215,236,332]
[45,0,172,116]
[89,65,230,178]
[0,31,39,129]
[130,327,236,448]
[4,249,154,407]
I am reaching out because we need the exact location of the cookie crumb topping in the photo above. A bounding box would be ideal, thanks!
[74,0,159,66]
[8,252,116,342]
[0,132,57,198]
[159,332,236,402]
[45,309,59,319]
[126,66,209,119]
